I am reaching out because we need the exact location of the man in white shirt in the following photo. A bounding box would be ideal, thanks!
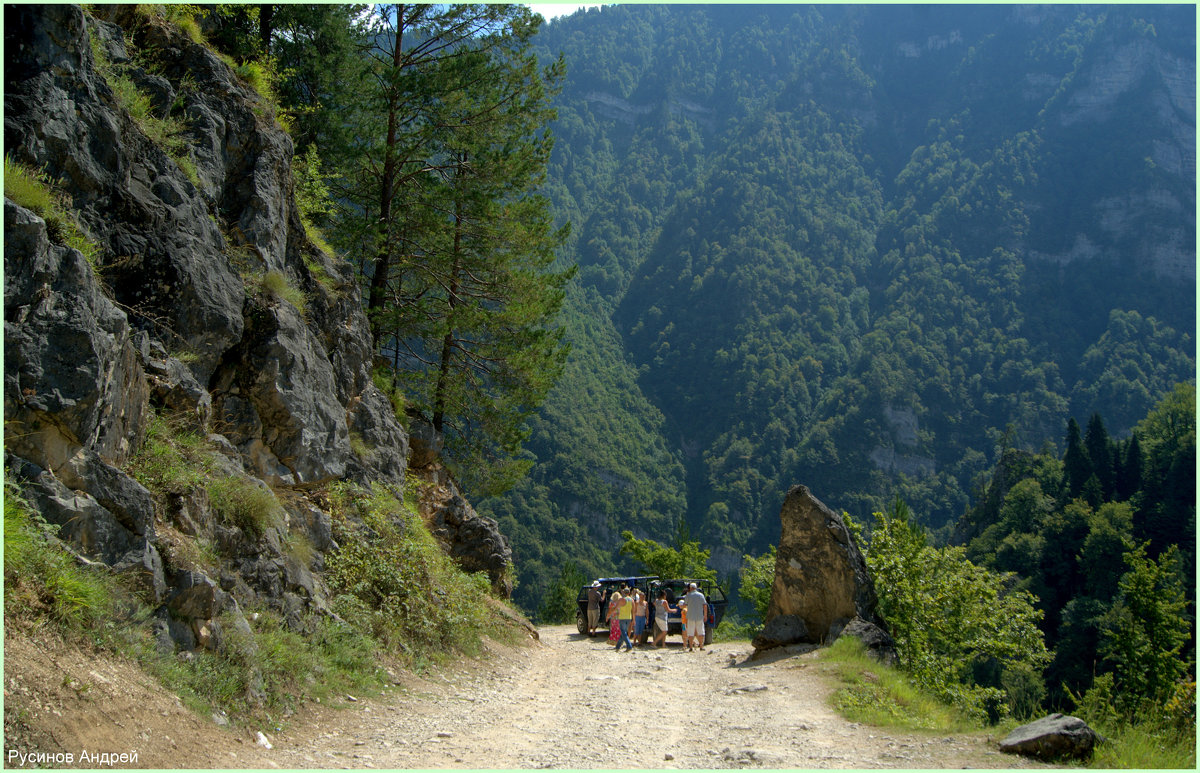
[683,582,707,651]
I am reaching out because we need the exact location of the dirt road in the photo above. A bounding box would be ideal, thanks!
[252,625,1047,769]
[5,624,1053,769]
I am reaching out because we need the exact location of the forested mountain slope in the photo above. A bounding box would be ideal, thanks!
[479,4,1195,612]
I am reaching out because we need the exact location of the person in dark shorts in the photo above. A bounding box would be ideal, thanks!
[587,581,602,634]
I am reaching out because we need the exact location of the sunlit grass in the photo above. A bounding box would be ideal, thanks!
[259,269,308,314]
[817,635,972,732]
[3,156,100,267]
[4,483,115,631]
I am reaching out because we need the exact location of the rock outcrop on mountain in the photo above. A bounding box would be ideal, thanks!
[414,460,515,599]
[3,4,511,661]
[752,485,896,664]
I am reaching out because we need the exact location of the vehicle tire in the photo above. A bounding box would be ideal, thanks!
[576,609,588,635]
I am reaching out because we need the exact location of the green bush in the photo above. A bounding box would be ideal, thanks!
[325,481,503,663]
[1097,541,1189,714]
[712,612,757,642]
[1069,671,1196,768]
[864,497,1051,725]
[738,544,776,624]
[536,560,585,624]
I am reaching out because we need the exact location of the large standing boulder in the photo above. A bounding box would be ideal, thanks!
[754,485,893,658]
[999,713,1105,760]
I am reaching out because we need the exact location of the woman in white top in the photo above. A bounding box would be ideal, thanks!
[653,589,675,647]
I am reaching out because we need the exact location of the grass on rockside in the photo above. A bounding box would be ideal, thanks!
[85,18,198,186]
[258,269,308,316]
[324,480,523,669]
[128,412,286,538]
[134,606,390,724]
[816,635,977,733]
[3,483,118,632]
[371,366,408,427]
[3,156,101,268]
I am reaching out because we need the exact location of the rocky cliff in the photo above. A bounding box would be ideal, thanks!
[4,4,510,659]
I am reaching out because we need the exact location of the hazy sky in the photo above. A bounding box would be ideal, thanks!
[525,4,603,23]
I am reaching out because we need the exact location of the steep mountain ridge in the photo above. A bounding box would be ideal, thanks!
[482,3,1195,611]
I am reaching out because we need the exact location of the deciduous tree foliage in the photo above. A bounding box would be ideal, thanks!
[1099,542,1189,714]
[618,529,717,584]
[738,544,776,624]
[866,498,1051,723]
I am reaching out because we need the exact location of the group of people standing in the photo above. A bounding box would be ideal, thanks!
[586,581,709,652]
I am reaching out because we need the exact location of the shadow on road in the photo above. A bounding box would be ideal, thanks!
[728,642,819,669]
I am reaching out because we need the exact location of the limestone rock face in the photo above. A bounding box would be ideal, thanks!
[7,5,245,384]
[407,414,445,468]
[431,496,514,598]
[3,3,517,655]
[756,485,892,655]
[4,200,151,472]
[209,300,351,486]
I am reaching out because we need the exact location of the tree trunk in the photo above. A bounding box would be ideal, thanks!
[432,194,466,434]
[258,4,274,53]
[367,5,407,347]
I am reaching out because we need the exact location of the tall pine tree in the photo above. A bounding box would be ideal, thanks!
[1062,417,1092,502]
[344,4,572,495]
[1084,413,1116,500]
